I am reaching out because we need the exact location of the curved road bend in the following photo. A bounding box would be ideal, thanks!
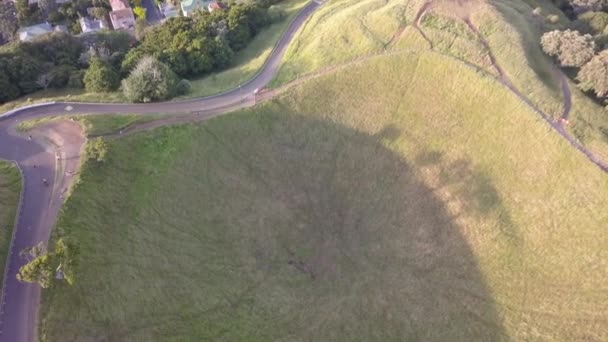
[0,1,323,342]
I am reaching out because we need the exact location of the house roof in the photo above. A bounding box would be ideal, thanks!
[208,2,222,11]
[181,0,208,13]
[110,8,135,21]
[17,23,53,41]
[110,0,130,11]
[80,17,104,31]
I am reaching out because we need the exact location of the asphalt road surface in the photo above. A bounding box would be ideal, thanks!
[0,1,323,341]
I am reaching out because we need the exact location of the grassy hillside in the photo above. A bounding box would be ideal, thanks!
[41,50,608,341]
[0,162,22,286]
[273,0,608,162]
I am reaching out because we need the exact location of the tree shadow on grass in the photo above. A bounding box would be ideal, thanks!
[133,111,514,341]
[42,109,513,341]
[488,0,561,92]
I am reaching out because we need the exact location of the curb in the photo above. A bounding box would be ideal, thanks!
[0,102,57,120]
[0,159,26,334]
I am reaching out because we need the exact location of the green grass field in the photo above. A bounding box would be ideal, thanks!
[273,0,608,161]
[0,162,22,286]
[40,50,608,341]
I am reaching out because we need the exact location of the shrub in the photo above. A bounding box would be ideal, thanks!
[541,29,596,67]
[577,50,608,97]
[176,79,191,95]
[67,69,85,88]
[121,56,179,102]
[83,58,120,92]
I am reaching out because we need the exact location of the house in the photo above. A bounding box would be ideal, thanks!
[17,23,53,42]
[80,17,106,33]
[109,0,135,30]
[180,0,209,17]
[207,1,225,12]
[159,2,180,19]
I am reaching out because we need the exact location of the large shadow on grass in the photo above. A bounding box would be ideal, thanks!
[142,109,512,341]
[47,108,512,341]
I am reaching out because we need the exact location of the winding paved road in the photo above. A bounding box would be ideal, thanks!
[0,1,323,341]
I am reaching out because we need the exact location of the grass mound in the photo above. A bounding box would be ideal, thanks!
[274,0,608,161]
[42,51,608,341]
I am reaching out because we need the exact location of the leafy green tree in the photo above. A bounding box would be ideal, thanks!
[15,0,41,26]
[133,5,146,19]
[135,17,147,39]
[541,29,596,67]
[86,137,108,161]
[122,56,179,102]
[577,50,608,97]
[17,254,54,288]
[84,58,119,92]
[569,0,607,11]
[0,71,20,102]
[0,1,18,44]
[17,238,80,288]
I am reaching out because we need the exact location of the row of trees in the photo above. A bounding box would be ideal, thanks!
[541,0,608,100]
[121,3,274,78]
[0,30,133,103]
[1,1,281,104]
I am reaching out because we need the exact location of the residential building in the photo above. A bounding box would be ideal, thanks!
[80,17,106,33]
[208,1,225,12]
[17,23,53,42]
[180,0,208,17]
[109,0,135,30]
[159,2,180,19]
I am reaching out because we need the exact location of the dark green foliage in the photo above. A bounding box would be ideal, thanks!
[84,58,120,92]
[121,56,179,102]
[123,2,269,78]
[68,69,86,88]
[15,0,41,27]
[85,137,109,162]
[0,1,18,44]
[0,32,85,103]
[17,238,80,288]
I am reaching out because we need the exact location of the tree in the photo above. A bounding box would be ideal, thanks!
[17,254,54,288]
[569,0,608,11]
[83,58,119,92]
[133,6,146,19]
[0,1,18,44]
[15,0,41,27]
[17,238,79,288]
[135,17,147,40]
[86,137,108,161]
[541,29,596,67]
[121,56,179,102]
[577,50,608,97]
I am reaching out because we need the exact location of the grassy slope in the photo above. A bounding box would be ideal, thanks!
[0,162,22,286]
[0,0,308,113]
[41,50,608,341]
[273,0,608,160]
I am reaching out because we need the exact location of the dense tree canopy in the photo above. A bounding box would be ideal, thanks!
[577,50,608,96]
[122,56,181,102]
[0,32,83,101]
[541,29,596,67]
[84,57,120,92]
[122,3,270,77]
